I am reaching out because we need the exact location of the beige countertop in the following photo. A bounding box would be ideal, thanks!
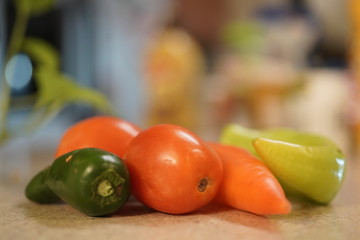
[1,153,360,240]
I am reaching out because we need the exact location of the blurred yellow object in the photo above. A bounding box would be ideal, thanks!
[144,27,205,131]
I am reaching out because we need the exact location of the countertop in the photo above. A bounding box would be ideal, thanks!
[1,152,360,240]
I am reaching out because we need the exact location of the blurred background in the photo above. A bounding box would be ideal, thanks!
[0,0,357,180]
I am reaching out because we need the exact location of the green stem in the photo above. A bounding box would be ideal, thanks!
[97,180,114,197]
[0,3,30,144]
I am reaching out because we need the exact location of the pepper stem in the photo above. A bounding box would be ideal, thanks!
[91,169,125,206]
[97,180,114,197]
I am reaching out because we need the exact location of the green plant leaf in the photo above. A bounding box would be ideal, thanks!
[14,0,55,16]
[24,65,116,133]
[59,81,116,114]
[32,66,72,108]
[21,37,60,70]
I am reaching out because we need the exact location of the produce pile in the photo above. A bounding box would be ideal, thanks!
[25,116,347,217]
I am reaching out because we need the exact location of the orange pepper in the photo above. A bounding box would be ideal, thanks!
[208,142,291,215]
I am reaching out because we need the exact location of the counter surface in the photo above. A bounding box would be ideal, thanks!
[1,153,360,240]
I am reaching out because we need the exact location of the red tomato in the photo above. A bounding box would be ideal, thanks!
[55,116,141,158]
[124,124,223,214]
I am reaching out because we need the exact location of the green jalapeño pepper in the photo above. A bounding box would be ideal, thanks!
[220,123,347,204]
[25,166,62,204]
[25,148,130,216]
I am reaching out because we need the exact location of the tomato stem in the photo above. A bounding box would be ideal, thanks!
[197,178,208,192]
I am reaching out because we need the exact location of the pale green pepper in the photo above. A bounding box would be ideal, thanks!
[220,124,336,156]
[220,123,347,204]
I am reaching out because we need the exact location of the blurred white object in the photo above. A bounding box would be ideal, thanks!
[286,69,352,155]
[262,16,318,67]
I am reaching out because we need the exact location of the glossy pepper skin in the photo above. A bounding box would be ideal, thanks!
[220,124,336,157]
[25,167,62,204]
[46,148,130,216]
[253,138,346,204]
[220,123,347,204]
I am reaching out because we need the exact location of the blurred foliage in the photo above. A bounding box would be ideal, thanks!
[0,0,116,145]
[14,0,55,16]
[22,37,60,69]
[221,21,265,56]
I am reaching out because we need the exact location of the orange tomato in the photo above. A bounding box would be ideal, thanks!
[208,142,291,215]
[55,116,141,158]
[124,124,223,214]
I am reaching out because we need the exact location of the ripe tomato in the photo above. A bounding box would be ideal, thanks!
[124,124,223,214]
[55,116,141,158]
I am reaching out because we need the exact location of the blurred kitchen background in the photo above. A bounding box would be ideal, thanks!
[0,0,358,180]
